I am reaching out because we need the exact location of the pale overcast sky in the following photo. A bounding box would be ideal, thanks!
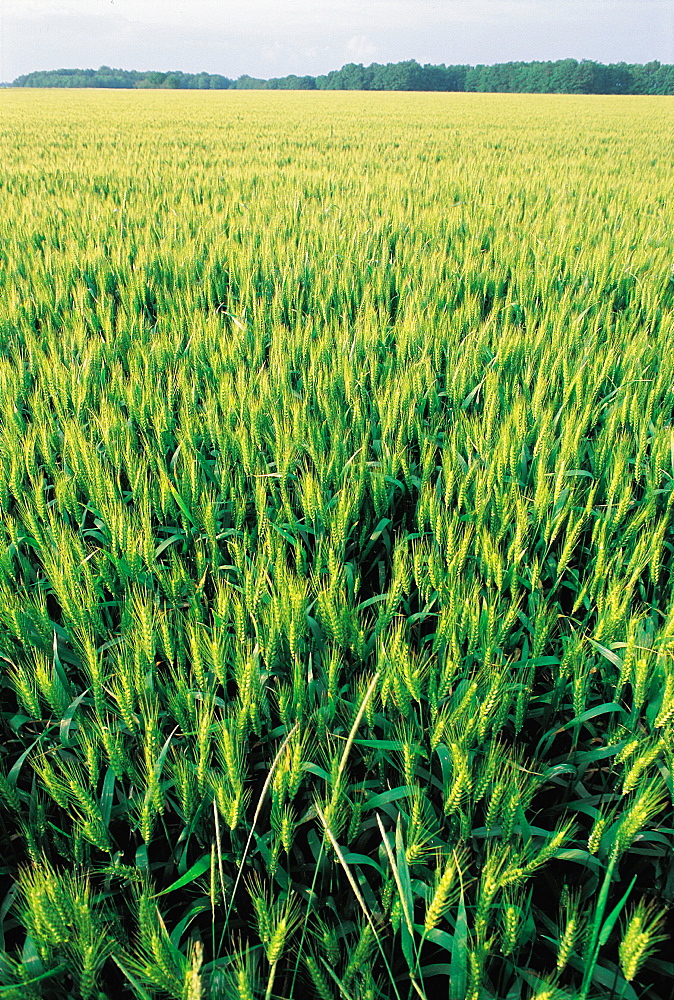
[2,0,673,83]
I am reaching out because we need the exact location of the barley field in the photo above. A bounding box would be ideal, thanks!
[1,90,674,1000]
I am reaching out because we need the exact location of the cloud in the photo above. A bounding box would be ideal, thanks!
[1,0,672,81]
[346,33,378,62]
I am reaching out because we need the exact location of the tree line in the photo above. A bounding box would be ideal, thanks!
[12,59,674,94]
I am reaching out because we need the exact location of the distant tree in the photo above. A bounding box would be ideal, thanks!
[235,75,268,89]
[273,75,316,90]
[330,63,369,89]
[209,75,231,89]
[11,60,674,95]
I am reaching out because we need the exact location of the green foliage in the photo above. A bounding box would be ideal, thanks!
[12,59,674,94]
[12,67,232,90]
[0,89,673,999]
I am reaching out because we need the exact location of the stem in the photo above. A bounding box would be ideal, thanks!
[265,960,277,1000]
[580,855,616,1000]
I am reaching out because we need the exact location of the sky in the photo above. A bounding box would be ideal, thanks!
[2,0,673,83]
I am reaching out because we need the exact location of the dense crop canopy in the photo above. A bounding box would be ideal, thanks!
[1,90,674,999]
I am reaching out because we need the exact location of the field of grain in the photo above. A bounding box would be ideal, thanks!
[1,90,674,999]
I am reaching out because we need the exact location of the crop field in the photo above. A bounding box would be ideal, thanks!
[1,90,674,999]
